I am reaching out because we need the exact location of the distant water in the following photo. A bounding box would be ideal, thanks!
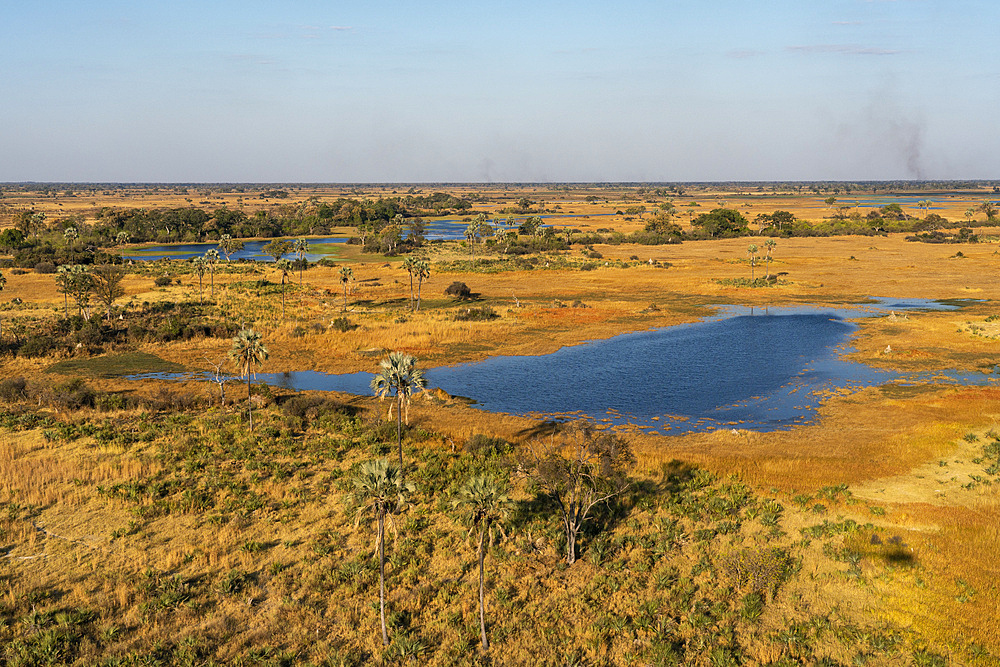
[131,299,994,433]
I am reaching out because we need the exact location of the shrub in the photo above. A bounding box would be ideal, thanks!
[48,378,97,410]
[444,281,472,300]
[281,394,348,421]
[464,433,511,456]
[455,306,498,322]
[33,262,56,274]
[18,335,56,358]
[0,377,28,402]
[723,547,794,599]
[153,275,173,287]
[330,317,357,332]
[10,268,27,276]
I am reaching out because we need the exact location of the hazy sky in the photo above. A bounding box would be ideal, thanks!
[2,1,998,182]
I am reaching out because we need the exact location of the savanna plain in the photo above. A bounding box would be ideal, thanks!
[0,182,998,665]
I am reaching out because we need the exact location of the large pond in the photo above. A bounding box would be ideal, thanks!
[133,298,995,433]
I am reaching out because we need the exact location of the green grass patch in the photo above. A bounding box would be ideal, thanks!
[46,352,186,378]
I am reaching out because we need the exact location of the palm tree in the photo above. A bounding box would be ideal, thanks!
[63,227,79,245]
[747,244,759,282]
[453,475,511,651]
[292,238,310,285]
[55,265,71,318]
[414,259,430,312]
[402,256,418,311]
[218,234,244,262]
[370,352,428,468]
[0,271,6,341]
[339,266,353,312]
[763,239,776,281]
[192,256,207,304]
[204,249,220,297]
[229,329,269,432]
[275,258,292,319]
[346,458,414,646]
[116,231,130,261]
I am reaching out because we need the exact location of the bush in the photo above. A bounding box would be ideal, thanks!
[330,316,357,332]
[33,262,56,274]
[281,394,348,421]
[723,547,794,599]
[455,306,499,322]
[153,275,173,287]
[444,281,472,300]
[0,377,28,402]
[48,378,97,410]
[464,433,511,456]
[18,335,56,358]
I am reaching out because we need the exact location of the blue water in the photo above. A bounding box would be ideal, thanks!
[124,237,349,262]
[131,299,994,433]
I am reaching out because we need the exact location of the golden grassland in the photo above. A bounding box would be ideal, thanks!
[2,185,1000,662]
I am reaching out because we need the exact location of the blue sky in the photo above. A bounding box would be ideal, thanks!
[2,1,997,182]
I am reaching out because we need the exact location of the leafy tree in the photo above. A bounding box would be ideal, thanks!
[965,207,977,224]
[691,209,749,238]
[747,244,758,281]
[453,475,511,651]
[292,238,310,285]
[521,423,635,564]
[275,258,292,319]
[262,239,293,264]
[338,266,353,312]
[218,234,244,262]
[0,228,25,252]
[824,196,837,209]
[519,216,543,236]
[192,257,207,303]
[346,458,414,646]
[66,265,93,320]
[55,266,72,318]
[90,264,127,321]
[63,226,79,244]
[204,249,220,297]
[980,201,997,222]
[370,352,428,469]
[229,329,269,432]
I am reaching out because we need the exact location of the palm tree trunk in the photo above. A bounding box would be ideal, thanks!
[210,270,215,298]
[396,394,403,469]
[478,528,489,650]
[379,512,389,646]
[343,284,348,312]
[409,273,414,311]
[247,374,253,432]
[281,280,286,319]
[416,277,423,312]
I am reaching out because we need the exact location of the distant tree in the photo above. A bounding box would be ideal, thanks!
[229,329,269,432]
[370,351,428,469]
[66,265,93,320]
[414,259,430,312]
[691,209,749,238]
[275,258,293,319]
[55,266,72,318]
[63,226,79,244]
[115,231,130,261]
[824,196,837,209]
[0,228,25,252]
[763,239,777,281]
[90,264,127,321]
[292,238,310,285]
[520,423,635,565]
[747,244,758,281]
[192,257,207,304]
[262,239,293,264]
[346,458,413,647]
[0,271,6,340]
[980,201,997,222]
[453,475,511,651]
[338,265,353,312]
[402,256,419,310]
[218,234,244,262]
[406,217,426,247]
[965,207,977,224]
[204,249,220,297]
[518,216,543,236]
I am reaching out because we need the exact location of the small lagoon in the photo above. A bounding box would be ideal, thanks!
[132,298,995,434]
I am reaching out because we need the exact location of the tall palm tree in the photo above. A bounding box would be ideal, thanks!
[0,271,6,341]
[763,239,776,281]
[339,266,353,312]
[414,259,430,312]
[276,258,292,319]
[292,238,310,285]
[192,257,207,304]
[370,352,427,468]
[218,234,244,262]
[229,329,269,432]
[204,249,220,297]
[346,458,413,647]
[453,475,511,651]
[116,231,130,262]
[402,256,418,311]
[747,244,759,282]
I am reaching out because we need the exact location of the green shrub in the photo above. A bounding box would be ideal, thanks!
[723,547,794,599]
[455,306,498,322]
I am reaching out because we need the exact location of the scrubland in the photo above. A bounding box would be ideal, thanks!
[0,183,998,665]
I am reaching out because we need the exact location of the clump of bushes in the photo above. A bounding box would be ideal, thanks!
[33,262,56,274]
[153,275,173,287]
[330,317,357,332]
[445,281,472,300]
[455,306,498,322]
[464,433,511,456]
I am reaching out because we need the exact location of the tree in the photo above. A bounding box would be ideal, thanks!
[747,244,758,281]
[465,213,490,265]
[690,209,749,238]
[63,226,79,244]
[370,352,428,469]
[204,249,220,297]
[90,264,127,321]
[346,458,414,646]
[275,258,292,319]
[338,265,353,312]
[519,216,543,236]
[414,259,430,312]
[980,201,997,222]
[402,256,419,311]
[218,234,244,262]
[824,196,837,210]
[115,231,130,261]
[965,207,977,224]
[453,475,511,651]
[0,271,6,340]
[292,238,310,285]
[192,257,207,304]
[55,266,72,318]
[66,265,93,320]
[262,239,293,264]
[521,423,635,564]
[763,239,777,281]
[229,329,269,432]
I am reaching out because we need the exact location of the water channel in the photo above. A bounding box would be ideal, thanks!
[131,298,995,434]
